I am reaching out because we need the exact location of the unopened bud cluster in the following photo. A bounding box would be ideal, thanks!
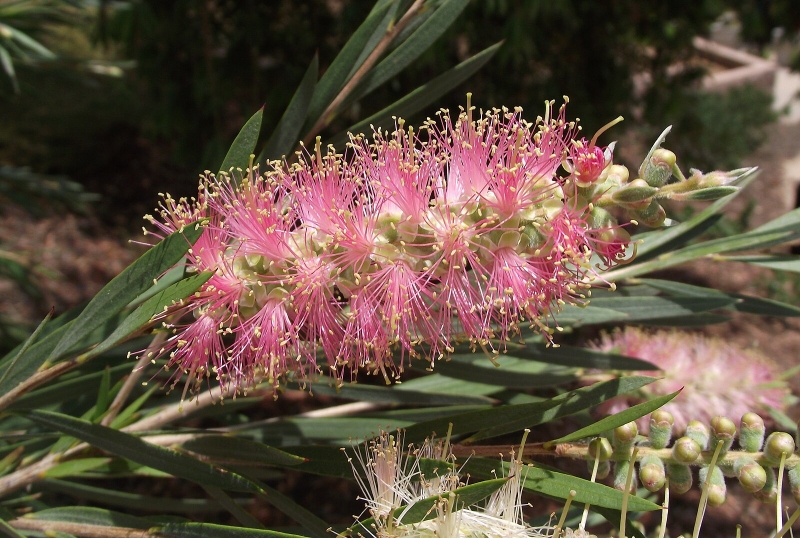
[573,411,800,508]
[143,98,749,397]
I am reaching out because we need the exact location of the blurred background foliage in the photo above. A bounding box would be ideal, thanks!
[3,0,799,229]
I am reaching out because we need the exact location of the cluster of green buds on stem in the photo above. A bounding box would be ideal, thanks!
[539,411,800,536]
[587,126,754,228]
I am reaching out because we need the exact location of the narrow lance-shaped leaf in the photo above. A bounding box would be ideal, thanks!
[259,54,318,162]
[86,271,213,360]
[0,224,204,399]
[404,376,658,443]
[45,222,205,362]
[156,522,309,538]
[330,42,502,146]
[466,458,660,513]
[220,107,263,174]
[545,390,681,446]
[346,0,472,104]
[0,310,51,389]
[302,1,394,131]
[21,410,262,493]
[345,0,400,81]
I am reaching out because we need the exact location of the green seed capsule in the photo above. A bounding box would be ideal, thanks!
[685,420,710,450]
[710,416,736,455]
[672,436,702,464]
[739,413,765,452]
[639,454,666,492]
[588,437,614,461]
[754,467,777,503]
[614,422,638,445]
[649,410,674,450]
[666,463,692,494]
[613,460,637,493]
[699,466,726,507]
[764,432,796,464]
[734,458,767,493]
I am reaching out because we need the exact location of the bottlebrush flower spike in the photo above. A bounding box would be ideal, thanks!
[144,98,635,398]
[590,327,790,433]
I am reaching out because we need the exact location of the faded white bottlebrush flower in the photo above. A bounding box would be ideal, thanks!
[346,431,558,538]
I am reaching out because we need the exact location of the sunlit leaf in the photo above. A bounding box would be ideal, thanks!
[220,108,263,173]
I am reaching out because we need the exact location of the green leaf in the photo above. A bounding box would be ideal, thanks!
[202,486,264,529]
[42,223,204,368]
[607,203,800,282]
[351,478,508,534]
[220,108,263,173]
[9,363,132,411]
[259,55,318,162]
[636,278,800,317]
[181,436,307,467]
[722,254,800,273]
[428,356,577,389]
[36,479,230,513]
[587,296,734,318]
[331,42,501,146]
[670,186,739,201]
[156,522,308,538]
[303,1,394,130]
[43,458,112,478]
[304,381,495,405]
[20,410,262,493]
[403,376,658,443]
[396,373,499,396]
[245,417,415,445]
[467,458,660,512]
[86,272,213,360]
[0,310,51,389]
[92,367,112,421]
[345,0,400,81]
[347,0,471,103]
[25,506,152,530]
[546,390,681,445]
[505,344,657,371]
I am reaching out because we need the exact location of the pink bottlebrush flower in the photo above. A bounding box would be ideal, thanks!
[590,327,791,433]
[144,99,633,398]
[566,138,610,187]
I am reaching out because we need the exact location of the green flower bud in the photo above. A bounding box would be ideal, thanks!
[710,416,736,455]
[611,179,659,204]
[788,465,800,505]
[734,458,767,493]
[739,413,765,452]
[764,432,796,463]
[672,436,702,464]
[639,454,666,492]
[686,420,710,451]
[588,437,614,461]
[754,467,777,503]
[606,164,630,185]
[642,148,676,188]
[699,465,726,507]
[632,199,666,227]
[613,422,638,447]
[666,463,693,494]
[613,460,637,493]
[649,410,674,449]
